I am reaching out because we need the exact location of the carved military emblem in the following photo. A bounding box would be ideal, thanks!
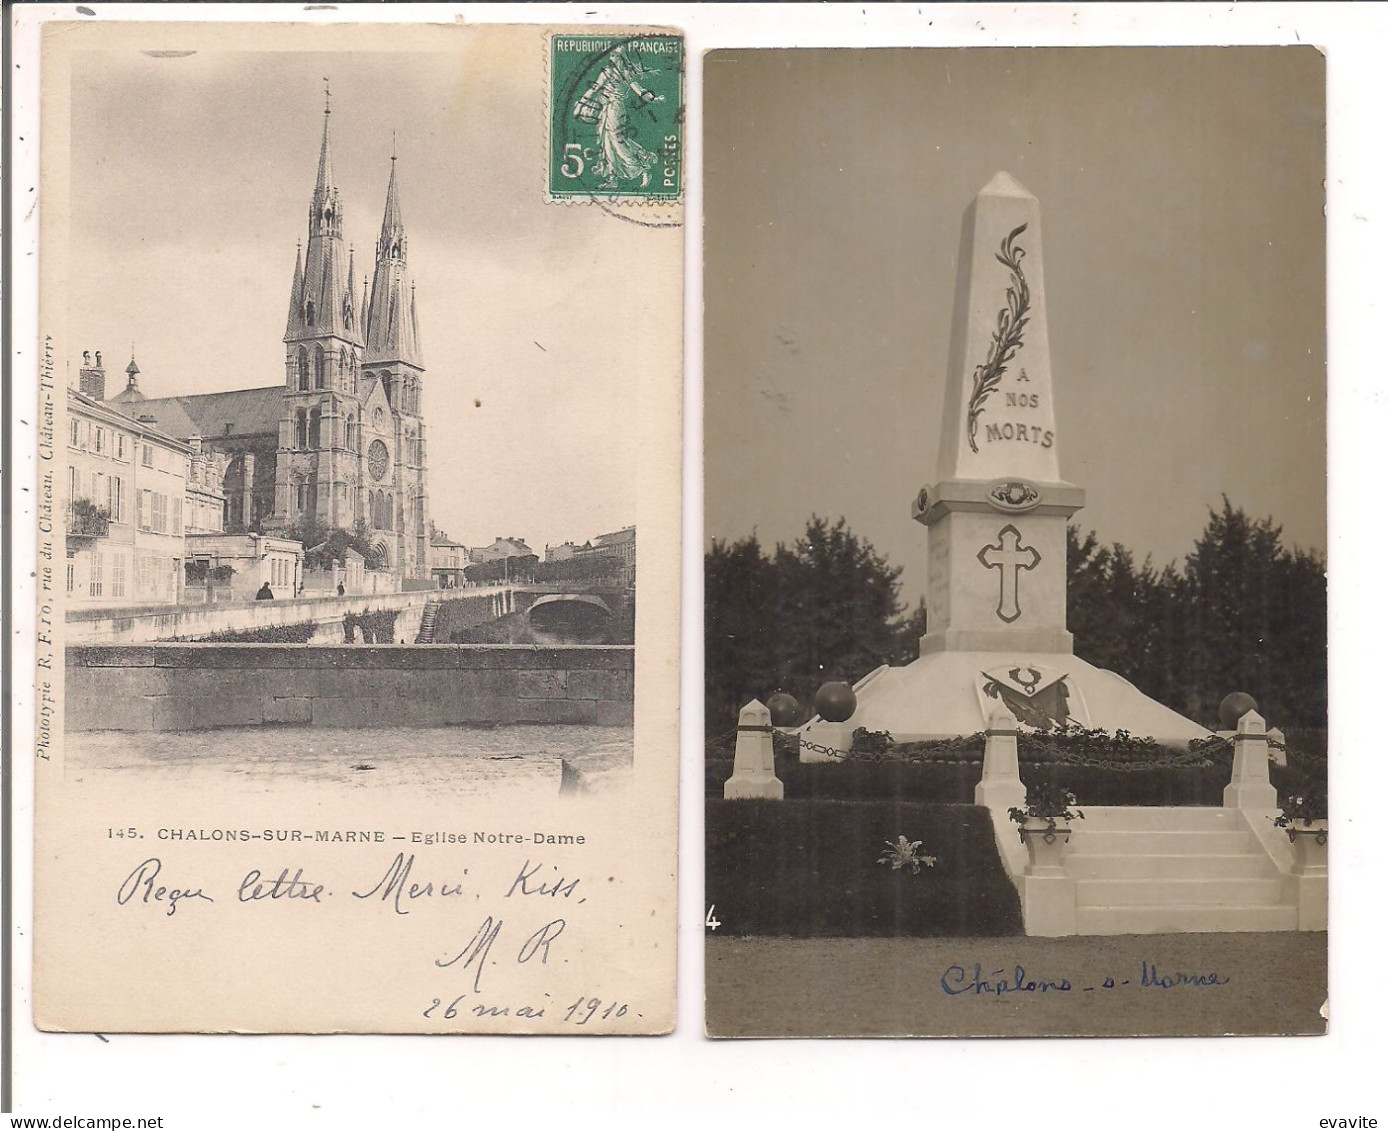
[987,479,1041,513]
[977,663,1090,731]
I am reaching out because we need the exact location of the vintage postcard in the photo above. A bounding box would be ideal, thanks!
[34,20,682,1034]
[703,47,1327,1037]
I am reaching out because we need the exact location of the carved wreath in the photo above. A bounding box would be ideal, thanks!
[966,223,1031,454]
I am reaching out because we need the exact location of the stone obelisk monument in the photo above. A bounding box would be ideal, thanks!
[797,173,1209,752]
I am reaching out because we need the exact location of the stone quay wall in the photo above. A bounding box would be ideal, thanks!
[66,644,635,731]
[65,585,518,645]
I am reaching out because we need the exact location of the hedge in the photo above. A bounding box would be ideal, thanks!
[193,621,318,644]
[706,756,1237,807]
[706,799,1023,938]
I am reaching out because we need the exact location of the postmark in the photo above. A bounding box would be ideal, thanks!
[548,32,684,203]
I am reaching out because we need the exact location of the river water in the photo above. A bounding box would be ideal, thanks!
[65,724,633,797]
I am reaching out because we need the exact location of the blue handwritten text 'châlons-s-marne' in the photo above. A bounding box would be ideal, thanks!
[940,961,1231,995]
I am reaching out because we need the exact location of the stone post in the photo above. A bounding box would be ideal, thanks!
[1223,709,1278,809]
[975,708,1027,812]
[724,699,784,801]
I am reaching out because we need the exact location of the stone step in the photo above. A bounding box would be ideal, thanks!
[1076,877,1284,907]
[1075,806,1244,831]
[1065,853,1278,880]
[1069,830,1254,856]
[1074,903,1299,935]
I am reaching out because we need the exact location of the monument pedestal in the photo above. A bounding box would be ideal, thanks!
[798,648,1210,747]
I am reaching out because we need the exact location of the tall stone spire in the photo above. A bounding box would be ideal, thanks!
[284,241,304,338]
[365,149,422,367]
[934,172,1064,486]
[912,172,1084,656]
[284,83,358,345]
[315,81,335,205]
[344,245,358,333]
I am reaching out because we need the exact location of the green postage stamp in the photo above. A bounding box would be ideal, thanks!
[548,32,684,201]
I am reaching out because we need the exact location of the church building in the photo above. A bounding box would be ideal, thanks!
[113,91,431,581]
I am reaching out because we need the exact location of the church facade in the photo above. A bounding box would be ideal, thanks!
[114,93,431,581]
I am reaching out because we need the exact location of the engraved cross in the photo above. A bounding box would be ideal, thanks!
[977,524,1040,623]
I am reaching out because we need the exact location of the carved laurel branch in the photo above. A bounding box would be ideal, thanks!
[966,223,1031,454]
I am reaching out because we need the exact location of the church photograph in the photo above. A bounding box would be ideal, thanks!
[702,47,1327,1038]
[53,32,680,793]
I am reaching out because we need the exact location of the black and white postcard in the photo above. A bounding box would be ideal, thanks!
[703,46,1327,1038]
[34,19,683,1034]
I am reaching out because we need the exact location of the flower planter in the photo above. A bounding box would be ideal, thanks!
[1018,819,1073,876]
[1286,820,1328,875]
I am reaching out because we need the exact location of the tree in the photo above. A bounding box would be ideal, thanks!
[705,517,907,730]
[1068,499,1326,732]
[284,520,377,571]
[1177,497,1326,730]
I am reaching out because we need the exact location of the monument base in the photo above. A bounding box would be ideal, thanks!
[796,649,1210,747]
[920,627,1074,655]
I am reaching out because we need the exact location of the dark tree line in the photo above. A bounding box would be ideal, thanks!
[1067,497,1326,733]
[706,516,919,731]
[706,500,1326,735]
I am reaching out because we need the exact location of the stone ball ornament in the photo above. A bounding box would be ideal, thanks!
[766,692,800,728]
[814,681,857,723]
[1218,691,1259,729]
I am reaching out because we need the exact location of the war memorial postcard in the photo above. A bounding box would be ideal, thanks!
[32,19,683,1034]
[703,46,1328,1038]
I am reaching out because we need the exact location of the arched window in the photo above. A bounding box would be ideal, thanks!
[294,477,307,513]
[294,408,307,450]
[305,300,315,327]
[314,346,326,390]
[386,493,394,531]
[308,407,322,449]
[345,414,355,452]
[297,348,309,391]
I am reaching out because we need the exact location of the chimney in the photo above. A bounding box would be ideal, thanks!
[78,349,106,400]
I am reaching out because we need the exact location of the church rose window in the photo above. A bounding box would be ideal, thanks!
[368,439,389,482]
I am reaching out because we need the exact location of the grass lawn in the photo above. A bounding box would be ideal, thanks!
[707,798,1023,937]
[706,932,1328,1038]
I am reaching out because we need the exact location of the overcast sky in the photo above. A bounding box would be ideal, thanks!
[65,39,678,553]
[704,47,1325,605]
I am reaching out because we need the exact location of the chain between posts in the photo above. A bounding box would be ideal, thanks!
[767,728,1248,772]
[722,722,1282,772]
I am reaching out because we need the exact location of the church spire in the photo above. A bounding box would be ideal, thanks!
[315,80,335,206]
[284,241,304,338]
[344,245,358,332]
[376,140,406,265]
[285,86,357,345]
[365,146,421,367]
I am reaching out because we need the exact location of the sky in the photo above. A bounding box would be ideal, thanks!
[63,37,680,554]
[704,47,1326,605]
